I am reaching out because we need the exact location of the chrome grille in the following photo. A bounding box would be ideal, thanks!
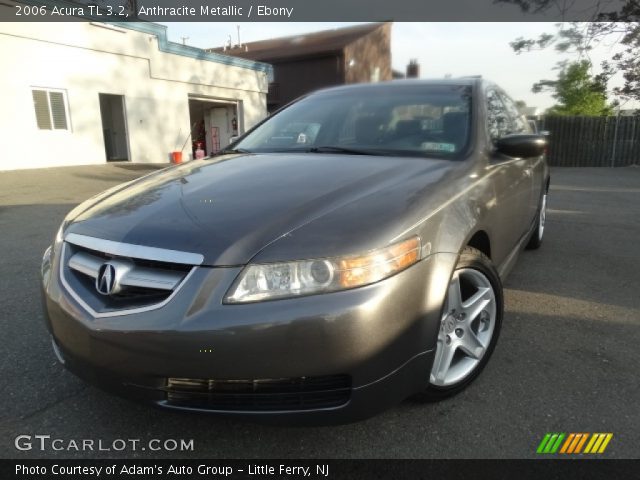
[60,234,200,316]
[68,250,185,292]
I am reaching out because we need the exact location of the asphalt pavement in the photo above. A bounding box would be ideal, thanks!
[0,163,638,459]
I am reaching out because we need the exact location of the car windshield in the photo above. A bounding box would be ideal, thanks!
[234,84,472,159]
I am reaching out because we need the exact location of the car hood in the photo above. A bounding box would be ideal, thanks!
[67,153,456,266]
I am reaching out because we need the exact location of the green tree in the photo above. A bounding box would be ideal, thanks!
[533,60,613,116]
[502,1,640,103]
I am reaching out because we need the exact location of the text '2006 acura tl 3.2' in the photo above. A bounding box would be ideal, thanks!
[41,78,549,423]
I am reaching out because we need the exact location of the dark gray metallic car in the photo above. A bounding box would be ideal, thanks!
[41,79,549,423]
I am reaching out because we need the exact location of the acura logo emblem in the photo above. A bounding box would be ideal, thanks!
[96,263,117,295]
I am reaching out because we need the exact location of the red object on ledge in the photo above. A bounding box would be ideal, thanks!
[171,151,183,164]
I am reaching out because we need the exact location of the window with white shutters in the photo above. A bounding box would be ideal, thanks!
[32,88,69,130]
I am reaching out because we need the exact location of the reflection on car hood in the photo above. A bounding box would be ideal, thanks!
[67,153,455,265]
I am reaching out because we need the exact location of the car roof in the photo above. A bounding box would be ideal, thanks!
[311,77,488,96]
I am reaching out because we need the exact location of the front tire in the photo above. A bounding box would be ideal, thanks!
[417,247,503,401]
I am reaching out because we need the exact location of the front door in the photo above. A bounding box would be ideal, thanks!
[486,89,531,262]
[99,94,130,162]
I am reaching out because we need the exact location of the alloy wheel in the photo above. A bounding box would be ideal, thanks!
[430,268,497,387]
[538,193,547,240]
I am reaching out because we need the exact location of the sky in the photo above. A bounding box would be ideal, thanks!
[162,22,629,112]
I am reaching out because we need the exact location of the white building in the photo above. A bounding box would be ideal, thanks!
[0,8,271,171]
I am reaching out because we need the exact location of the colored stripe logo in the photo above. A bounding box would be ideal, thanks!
[537,433,613,454]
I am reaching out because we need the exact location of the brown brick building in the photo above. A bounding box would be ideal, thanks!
[208,23,392,112]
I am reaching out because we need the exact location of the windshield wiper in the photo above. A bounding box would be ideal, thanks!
[306,146,383,155]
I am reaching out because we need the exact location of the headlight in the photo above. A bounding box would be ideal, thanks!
[224,236,421,303]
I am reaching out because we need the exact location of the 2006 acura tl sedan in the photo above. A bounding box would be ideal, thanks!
[41,78,549,423]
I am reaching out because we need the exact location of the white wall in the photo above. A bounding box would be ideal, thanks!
[0,11,269,170]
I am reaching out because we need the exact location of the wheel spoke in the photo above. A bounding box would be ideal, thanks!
[432,341,457,384]
[462,287,492,322]
[447,272,463,311]
[459,329,485,360]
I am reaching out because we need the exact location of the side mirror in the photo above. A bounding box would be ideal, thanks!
[496,134,546,158]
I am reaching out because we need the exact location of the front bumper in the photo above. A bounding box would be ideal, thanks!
[42,246,456,423]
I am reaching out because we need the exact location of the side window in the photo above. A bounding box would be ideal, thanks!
[486,90,509,143]
[500,92,528,134]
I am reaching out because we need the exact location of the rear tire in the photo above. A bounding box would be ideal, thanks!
[415,247,503,402]
[526,191,547,250]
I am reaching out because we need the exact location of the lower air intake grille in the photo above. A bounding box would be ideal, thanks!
[165,375,351,411]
